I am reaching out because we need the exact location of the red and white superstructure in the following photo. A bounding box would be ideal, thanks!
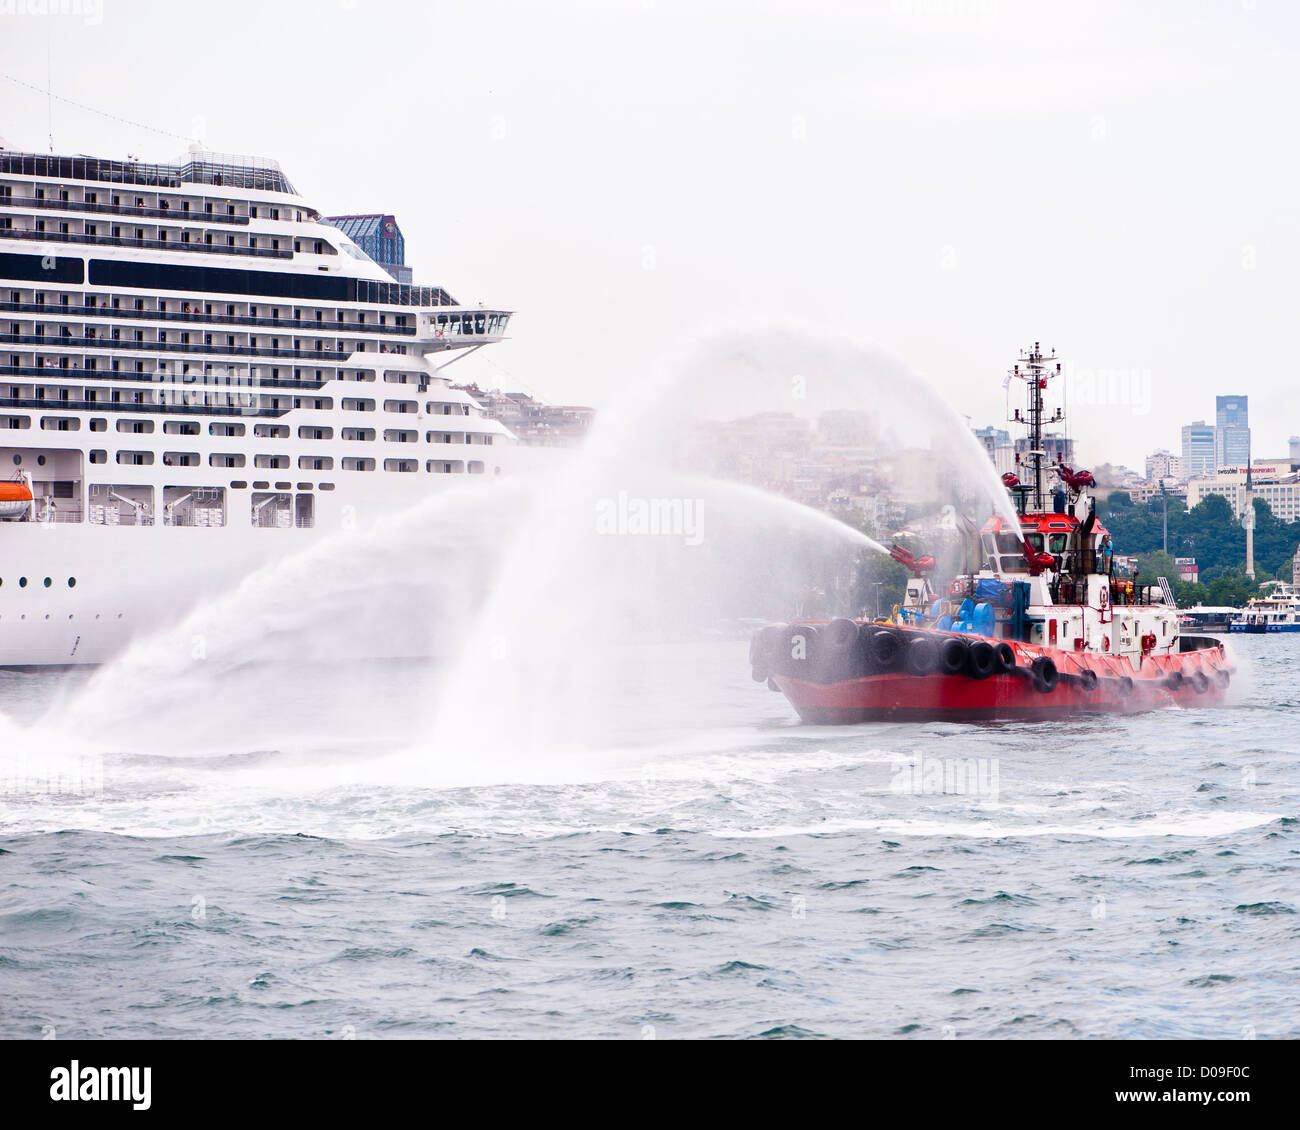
[751,344,1233,722]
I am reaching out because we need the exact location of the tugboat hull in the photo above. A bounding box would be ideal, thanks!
[753,622,1231,724]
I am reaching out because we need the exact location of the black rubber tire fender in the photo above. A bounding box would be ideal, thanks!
[750,624,787,682]
[993,642,1017,674]
[870,627,905,673]
[1030,655,1059,694]
[786,624,820,673]
[966,640,997,680]
[938,636,968,676]
[820,617,862,682]
[905,634,939,677]
[822,617,860,652]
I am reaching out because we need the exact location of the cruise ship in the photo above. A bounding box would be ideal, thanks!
[0,145,518,666]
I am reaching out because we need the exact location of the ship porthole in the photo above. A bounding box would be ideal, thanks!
[43,614,49,620]
[67,577,76,588]
[18,576,27,588]
[43,577,51,588]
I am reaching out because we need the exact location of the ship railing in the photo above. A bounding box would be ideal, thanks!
[0,228,292,260]
[0,197,251,226]
[0,302,416,336]
[30,505,84,524]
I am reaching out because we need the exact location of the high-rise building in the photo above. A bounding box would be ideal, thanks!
[323,213,413,284]
[1013,432,1073,472]
[1215,395,1250,468]
[1181,420,1217,477]
[972,425,1015,474]
[1145,448,1184,482]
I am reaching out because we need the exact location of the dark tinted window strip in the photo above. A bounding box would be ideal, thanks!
[87,259,455,307]
[0,251,85,285]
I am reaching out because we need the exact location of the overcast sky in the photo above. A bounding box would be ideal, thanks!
[3,0,1297,470]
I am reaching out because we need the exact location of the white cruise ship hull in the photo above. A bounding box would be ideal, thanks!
[0,146,531,667]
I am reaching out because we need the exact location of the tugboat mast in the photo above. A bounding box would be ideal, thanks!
[1009,342,1063,512]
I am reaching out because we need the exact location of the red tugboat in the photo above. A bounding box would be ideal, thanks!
[750,344,1233,722]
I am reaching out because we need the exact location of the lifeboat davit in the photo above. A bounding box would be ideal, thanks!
[0,481,33,520]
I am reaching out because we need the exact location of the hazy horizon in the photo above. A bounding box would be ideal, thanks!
[3,0,1296,471]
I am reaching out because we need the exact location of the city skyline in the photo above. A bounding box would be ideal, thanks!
[5,2,1300,469]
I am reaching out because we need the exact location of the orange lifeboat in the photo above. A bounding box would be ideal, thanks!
[0,481,33,520]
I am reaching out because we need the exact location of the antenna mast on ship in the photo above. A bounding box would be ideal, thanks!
[1009,342,1063,512]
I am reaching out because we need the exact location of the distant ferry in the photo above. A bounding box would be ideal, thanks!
[1178,605,1239,633]
[1230,585,1300,633]
[0,145,521,666]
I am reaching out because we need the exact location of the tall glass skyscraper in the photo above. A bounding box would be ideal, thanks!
[1215,395,1250,468]
[1182,420,1218,476]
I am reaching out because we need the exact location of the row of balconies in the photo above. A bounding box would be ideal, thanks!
[0,178,311,223]
[0,337,410,363]
[0,298,416,335]
[0,225,296,260]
